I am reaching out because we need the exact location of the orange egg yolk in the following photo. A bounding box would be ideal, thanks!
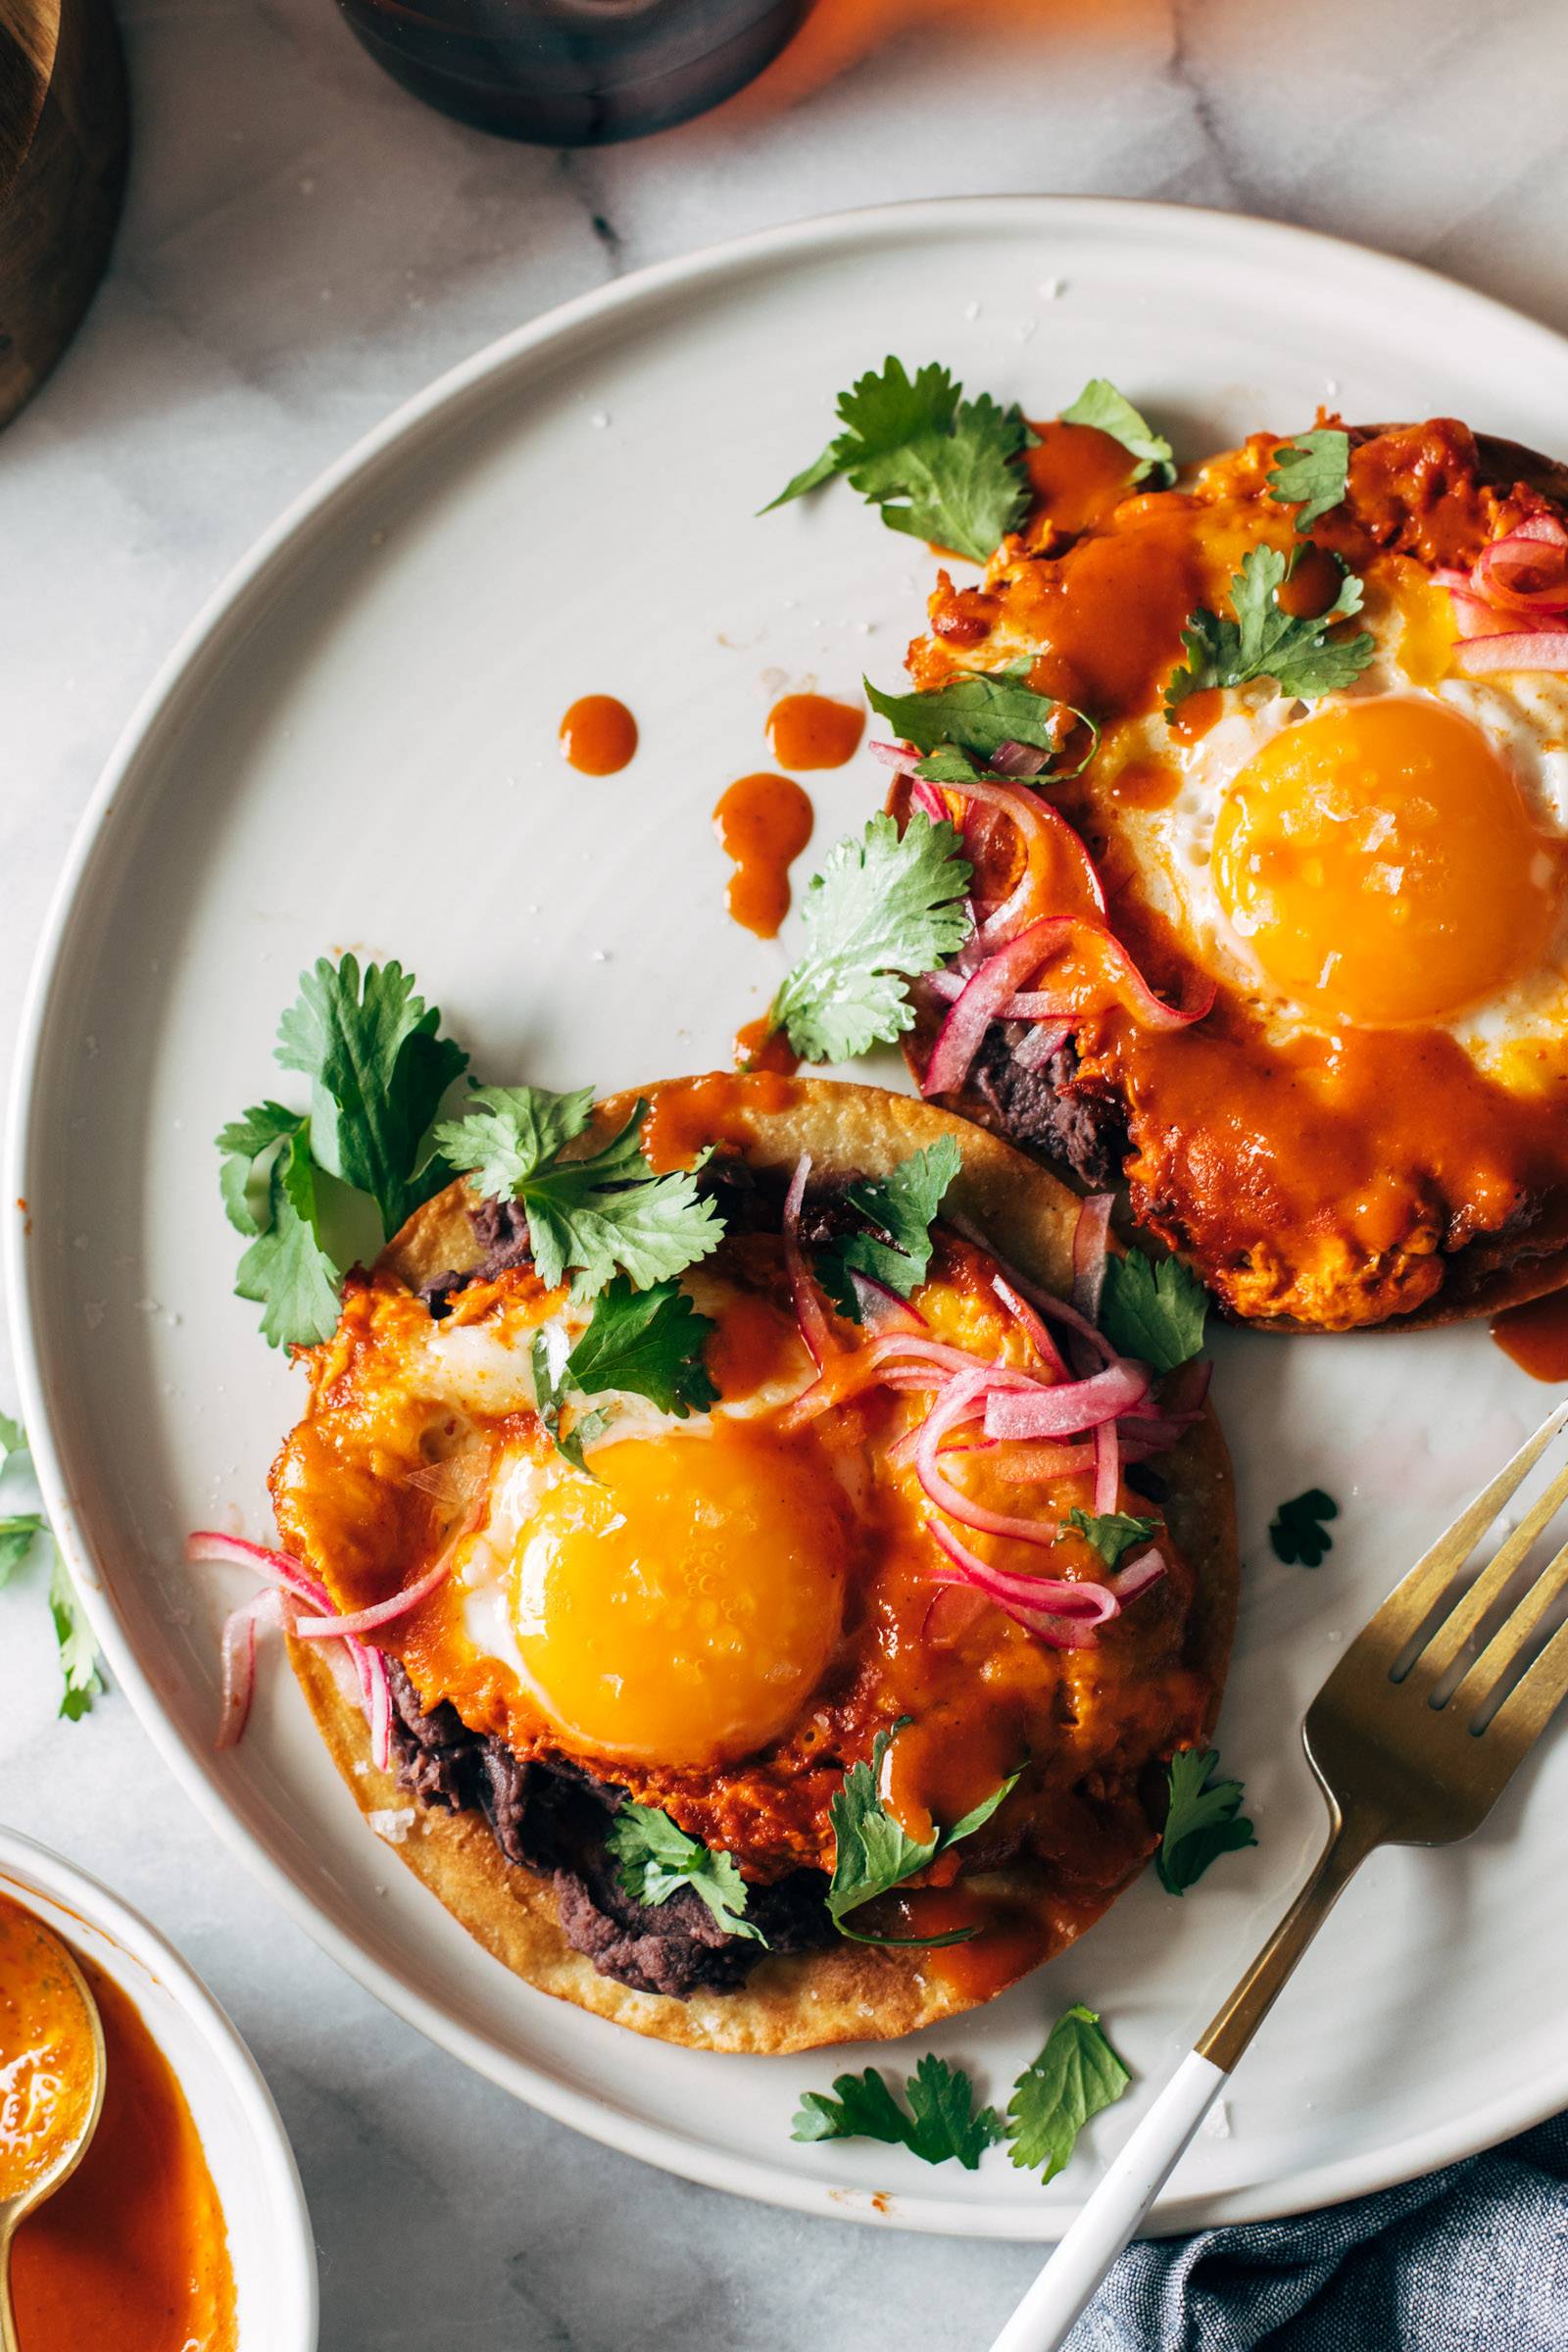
[511,1428,847,1767]
[1211,697,1562,1026]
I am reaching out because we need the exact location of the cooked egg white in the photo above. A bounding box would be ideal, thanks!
[1103,582,1568,1076]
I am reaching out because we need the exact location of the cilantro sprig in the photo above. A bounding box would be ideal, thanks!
[765,358,1032,564]
[791,2005,1132,2182]
[865,666,1097,783]
[434,1089,723,1300]
[1006,2005,1131,2181]
[827,1723,1021,1944]
[1098,1249,1208,1376]
[770,812,972,1064]
[219,956,468,1349]
[606,1801,763,1943]
[1059,380,1175,487]
[0,1415,103,1721]
[814,1138,961,1319]
[1064,1507,1158,1571]
[1164,545,1374,719]
[1269,1488,1339,1568]
[1157,1746,1255,1895]
[793,2057,1004,2170]
[529,1275,719,1472]
[1267,427,1350,534]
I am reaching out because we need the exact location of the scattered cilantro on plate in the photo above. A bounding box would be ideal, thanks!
[606,1801,762,1943]
[1064,1507,1158,1571]
[1098,1250,1208,1376]
[1269,1488,1340,1567]
[1156,1746,1256,1895]
[0,1420,103,1721]
[770,811,972,1064]
[793,2055,1004,2170]
[826,1722,1021,1944]
[1006,2005,1131,2181]
[437,1092,723,1300]
[1163,545,1374,718]
[1059,379,1175,486]
[814,1138,961,1319]
[218,956,468,1349]
[1266,427,1350,533]
[764,357,1031,564]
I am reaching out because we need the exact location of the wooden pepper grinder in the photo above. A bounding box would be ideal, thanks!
[0,0,127,430]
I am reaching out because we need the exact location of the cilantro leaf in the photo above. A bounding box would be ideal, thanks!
[1099,1250,1207,1376]
[1164,546,1373,717]
[217,1102,304,1239]
[1059,379,1175,487]
[1006,2005,1131,2181]
[0,1514,44,1584]
[765,358,1031,564]
[827,1723,1021,1943]
[771,813,972,1064]
[1269,1487,1339,1568]
[232,1124,345,1349]
[606,1801,763,1943]
[793,2055,1004,2170]
[815,1138,961,1319]
[275,955,468,1237]
[0,1413,26,1470]
[1157,1746,1256,1895]
[520,1105,724,1300]
[529,1328,612,1475]
[439,1097,723,1302]
[48,1544,104,1722]
[564,1275,718,1419]
[1267,428,1349,533]
[866,666,1066,765]
[1064,1507,1158,1570]
[431,1085,596,1201]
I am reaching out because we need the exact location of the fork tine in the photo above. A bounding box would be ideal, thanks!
[1350,1403,1568,1679]
[1405,1456,1568,1695]
[1446,1531,1568,1725]
[1476,1602,1568,1758]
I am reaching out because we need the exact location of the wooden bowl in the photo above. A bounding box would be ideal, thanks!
[0,0,127,430]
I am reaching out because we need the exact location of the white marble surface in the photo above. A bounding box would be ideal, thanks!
[6,2,1568,2341]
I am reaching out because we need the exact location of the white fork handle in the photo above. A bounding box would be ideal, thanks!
[987,2051,1226,2352]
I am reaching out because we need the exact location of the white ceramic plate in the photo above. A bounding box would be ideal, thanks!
[0,1829,317,2345]
[13,197,1568,2241]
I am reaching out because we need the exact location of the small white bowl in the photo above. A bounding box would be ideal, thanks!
[0,1826,317,2349]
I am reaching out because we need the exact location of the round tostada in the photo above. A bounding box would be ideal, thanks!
[877,411,1568,1335]
[264,1074,1237,2055]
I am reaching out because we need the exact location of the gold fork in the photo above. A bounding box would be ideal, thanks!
[990,1399,1568,2352]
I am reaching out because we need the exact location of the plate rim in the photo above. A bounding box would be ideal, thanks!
[13,191,1568,2241]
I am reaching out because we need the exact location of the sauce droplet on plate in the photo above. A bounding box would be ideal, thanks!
[732,1015,800,1076]
[765,693,864,770]
[1492,1287,1568,1383]
[712,772,813,938]
[559,695,638,775]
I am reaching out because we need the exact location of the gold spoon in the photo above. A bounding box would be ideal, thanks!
[0,1914,106,2352]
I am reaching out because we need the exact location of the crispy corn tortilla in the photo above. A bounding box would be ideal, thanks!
[292,1076,1239,2053]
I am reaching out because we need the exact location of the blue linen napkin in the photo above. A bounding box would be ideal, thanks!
[1067,2115,1568,2351]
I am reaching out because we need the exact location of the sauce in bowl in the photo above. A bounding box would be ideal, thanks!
[0,1902,97,2205]
[9,1927,237,2351]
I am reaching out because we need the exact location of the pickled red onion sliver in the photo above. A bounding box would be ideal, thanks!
[848,1273,927,1334]
[924,922,1073,1099]
[782,1152,835,1369]
[924,1518,1111,1649]
[1010,1020,1071,1072]
[868,737,918,770]
[1474,513,1568,610]
[908,779,949,822]
[1456,629,1568,672]
[983,1357,1151,1440]
[915,1371,1073,1549]
[992,1273,1068,1379]
[1093,1417,1120,1516]
[1071,1194,1113,1323]
[1108,1546,1167,1604]
[217,1589,281,1750]
[945,1213,1118,1365]
[186,1529,332,1614]
[988,737,1052,779]
[292,1551,452,1642]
